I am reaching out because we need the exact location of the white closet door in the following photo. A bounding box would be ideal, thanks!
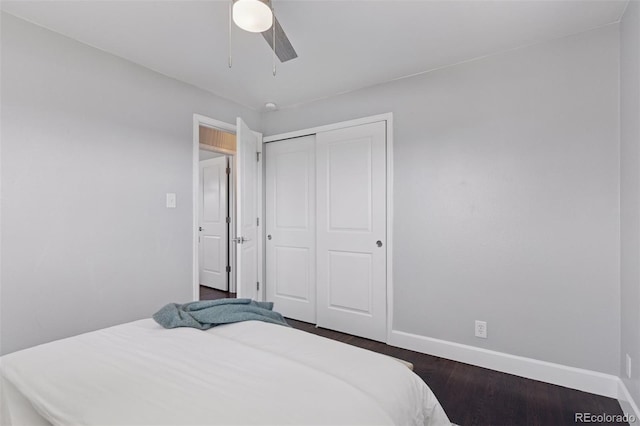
[265,136,316,323]
[199,156,228,290]
[316,121,387,342]
[236,117,260,300]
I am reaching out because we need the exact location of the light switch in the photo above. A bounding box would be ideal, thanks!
[166,193,176,208]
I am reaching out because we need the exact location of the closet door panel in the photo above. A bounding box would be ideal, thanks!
[265,136,316,323]
[316,121,387,342]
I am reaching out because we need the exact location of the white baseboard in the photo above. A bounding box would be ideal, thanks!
[618,379,640,420]
[388,330,620,399]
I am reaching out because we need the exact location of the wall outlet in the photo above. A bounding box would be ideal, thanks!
[626,354,632,379]
[166,193,176,209]
[475,320,487,339]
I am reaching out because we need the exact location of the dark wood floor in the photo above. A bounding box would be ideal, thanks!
[199,286,625,426]
[199,285,235,301]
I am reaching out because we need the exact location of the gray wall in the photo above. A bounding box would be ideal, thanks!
[264,25,621,374]
[621,0,640,405]
[0,11,624,379]
[0,13,259,355]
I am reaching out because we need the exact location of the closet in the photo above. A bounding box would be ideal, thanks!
[265,120,388,342]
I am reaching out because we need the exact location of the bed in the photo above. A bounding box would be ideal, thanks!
[0,319,451,425]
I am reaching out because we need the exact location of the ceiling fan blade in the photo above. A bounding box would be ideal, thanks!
[261,15,298,63]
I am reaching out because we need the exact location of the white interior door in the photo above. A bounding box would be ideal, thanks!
[316,121,387,342]
[236,117,260,299]
[265,136,316,323]
[199,156,228,290]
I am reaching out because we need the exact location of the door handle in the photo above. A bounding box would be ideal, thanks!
[267,234,272,240]
[376,240,383,247]
[199,226,203,232]
[232,237,250,244]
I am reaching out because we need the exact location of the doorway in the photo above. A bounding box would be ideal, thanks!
[192,114,263,302]
[198,127,236,298]
[193,117,238,301]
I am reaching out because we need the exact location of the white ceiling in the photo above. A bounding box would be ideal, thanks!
[2,0,628,110]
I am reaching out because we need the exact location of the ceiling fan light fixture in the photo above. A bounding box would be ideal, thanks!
[233,0,273,33]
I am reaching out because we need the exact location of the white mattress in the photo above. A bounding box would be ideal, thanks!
[0,319,450,425]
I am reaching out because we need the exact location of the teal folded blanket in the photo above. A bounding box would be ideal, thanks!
[153,298,290,330]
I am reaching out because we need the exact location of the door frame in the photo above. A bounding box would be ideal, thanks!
[192,114,263,302]
[263,113,394,343]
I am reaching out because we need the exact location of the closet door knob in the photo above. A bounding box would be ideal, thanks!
[267,235,272,240]
[376,240,383,247]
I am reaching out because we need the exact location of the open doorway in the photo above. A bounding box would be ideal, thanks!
[196,121,237,301]
[192,114,263,303]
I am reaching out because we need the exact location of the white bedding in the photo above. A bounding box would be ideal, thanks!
[0,319,450,425]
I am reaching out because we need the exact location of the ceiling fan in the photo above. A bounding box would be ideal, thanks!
[231,0,298,64]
